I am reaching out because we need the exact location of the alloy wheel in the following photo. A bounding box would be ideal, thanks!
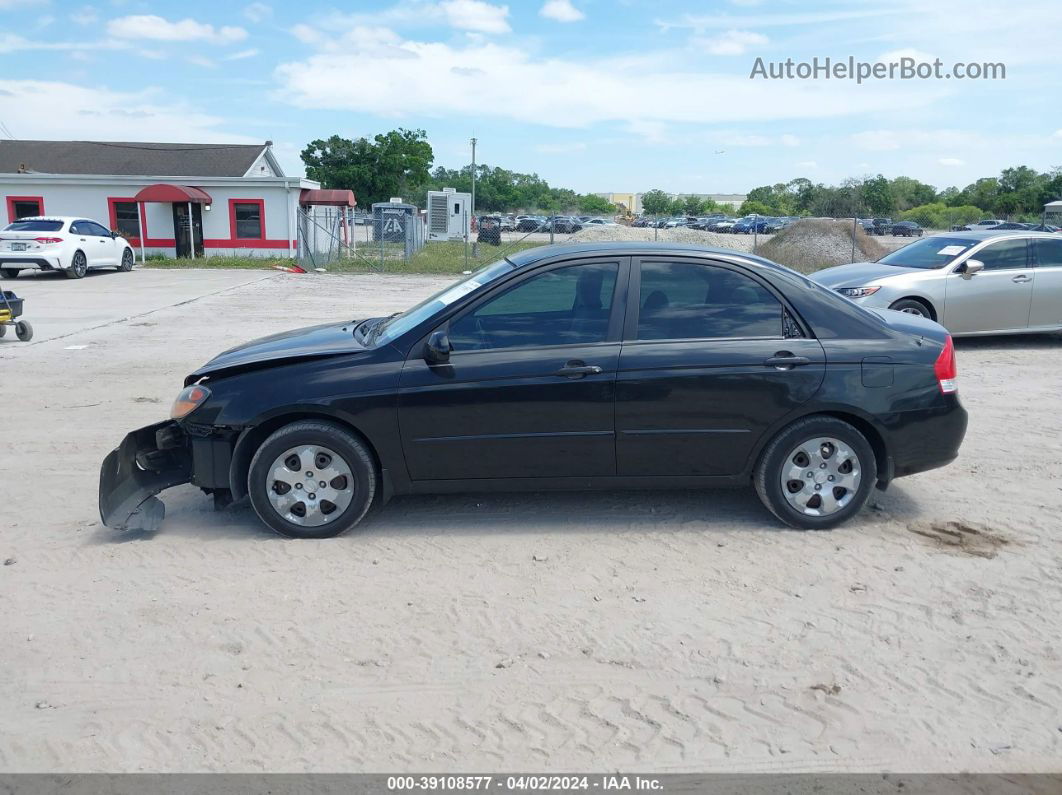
[780,436,861,517]
[265,444,355,527]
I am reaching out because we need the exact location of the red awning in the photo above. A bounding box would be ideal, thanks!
[134,183,213,204]
[299,188,356,207]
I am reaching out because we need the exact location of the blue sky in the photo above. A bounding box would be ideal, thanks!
[1,0,1059,195]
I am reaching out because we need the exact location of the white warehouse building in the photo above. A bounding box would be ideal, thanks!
[0,139,350,260]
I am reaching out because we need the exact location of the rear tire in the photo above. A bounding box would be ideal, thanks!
[118,248,134,272]
[64,251,88,279]
[888,298,931,318]
[754,416,876,530]
[14,320,33,342]
[0,268,19,279]
[247,420,377,539]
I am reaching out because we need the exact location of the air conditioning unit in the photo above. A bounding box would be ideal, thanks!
[426,188,471,241]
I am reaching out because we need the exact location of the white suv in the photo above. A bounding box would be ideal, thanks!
[0,216,135,279]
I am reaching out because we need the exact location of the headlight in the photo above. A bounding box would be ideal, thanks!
[837,286,881,298]
[170,385,211,419]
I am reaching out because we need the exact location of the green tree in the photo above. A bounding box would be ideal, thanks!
[682,195,706,216]
[738,199,774,216]
[889,176,937,211]
[578,193,616,214]
[860,174,894,216]
[301,128,433,207]
[640,189,671,216]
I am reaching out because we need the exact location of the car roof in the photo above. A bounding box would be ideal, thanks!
[505,242,788,271]
[8,216,79,222]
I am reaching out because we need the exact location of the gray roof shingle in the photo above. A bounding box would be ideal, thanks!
[0,140,271,177]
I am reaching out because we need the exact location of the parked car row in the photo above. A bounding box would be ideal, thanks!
[952,219,1061,233]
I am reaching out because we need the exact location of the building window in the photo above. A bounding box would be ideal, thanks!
[6,196,44,222]
[108,199,141,240]
[231,200,264,239]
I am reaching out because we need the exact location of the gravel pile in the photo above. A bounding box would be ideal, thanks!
[572,224,756,251]
[756,219,887,274]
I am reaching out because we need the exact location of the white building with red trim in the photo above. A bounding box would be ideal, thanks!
[0,139,347,259]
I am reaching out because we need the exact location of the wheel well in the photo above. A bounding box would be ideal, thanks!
[228,412,382,501]
[817,411,889,484]
[891,296,937,321]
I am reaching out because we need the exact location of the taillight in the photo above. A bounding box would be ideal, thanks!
[33,237,63,244]
[934,335,957,394]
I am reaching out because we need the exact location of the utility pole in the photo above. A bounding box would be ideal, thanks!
[470,136,478,258]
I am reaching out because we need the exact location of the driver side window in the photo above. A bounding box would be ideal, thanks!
[975,239,1028,270]
[449,262,618,352]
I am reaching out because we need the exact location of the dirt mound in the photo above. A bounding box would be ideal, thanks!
[755,219,887,274]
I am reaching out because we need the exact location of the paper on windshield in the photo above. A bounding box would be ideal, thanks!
[435,280,481,305]
[937,245,966,256]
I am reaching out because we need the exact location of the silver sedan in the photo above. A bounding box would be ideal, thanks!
[811,231,1062,336]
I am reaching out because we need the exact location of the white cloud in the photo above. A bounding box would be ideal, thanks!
[540,0,584,23]
[877,47,937,65]
[1053,129,1062,139]
[107,15,248,45]
[243,2,272,23]
[796,160,818,169]
[275,27,941,133]
[0,79,256,143]
[696,30,767,56]
[0,33,127,54]
[226,48,260,60]
[440,0,510,33]
[939,157,965,166]
[780,133,799,147]
[70,6,98,25]
[185,54,217,69]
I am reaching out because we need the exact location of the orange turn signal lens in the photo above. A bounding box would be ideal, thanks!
[170,385,211,419]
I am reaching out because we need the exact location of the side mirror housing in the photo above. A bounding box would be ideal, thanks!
[960,259,984,277]
[424,329,451,365]
[111,231,119,239]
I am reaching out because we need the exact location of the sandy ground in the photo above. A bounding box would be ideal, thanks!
[1,268,1061,773]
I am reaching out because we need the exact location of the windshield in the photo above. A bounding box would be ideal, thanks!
[876,236,976,269]
[4,220,64,232]
[372,259,515,345]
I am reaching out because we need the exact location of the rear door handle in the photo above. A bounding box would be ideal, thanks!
[1012,275,1032,283]
[765,355,811,369]
[555,362,603,378]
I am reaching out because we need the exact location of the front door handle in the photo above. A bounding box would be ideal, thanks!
[765,354,811,369]
[1012,274,1032,283]
[555,361,603,378]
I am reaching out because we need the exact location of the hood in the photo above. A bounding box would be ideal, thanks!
[187,321,367,382]
[810,261,920,289]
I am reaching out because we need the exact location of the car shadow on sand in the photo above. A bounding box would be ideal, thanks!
[955,331,1062,352]
[89,480,926,544]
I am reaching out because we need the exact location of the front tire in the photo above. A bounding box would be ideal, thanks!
[14,320,33,341]
[0,268,19,279]
[754,416,876,530]
[64,250,88,279]
[247,420,377,538]
[118,248,134,272]
[888,298,931,318]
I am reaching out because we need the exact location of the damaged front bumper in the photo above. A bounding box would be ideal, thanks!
[99,421,192,533]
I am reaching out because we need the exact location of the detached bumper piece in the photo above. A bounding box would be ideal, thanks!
[99,421,192,533]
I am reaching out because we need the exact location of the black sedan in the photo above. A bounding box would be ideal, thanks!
[890,221,923,237]
[100,243,967,538]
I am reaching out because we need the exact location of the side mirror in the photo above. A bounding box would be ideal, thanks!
[960,259,984,277]
[111,231,119,238]
[424,329,451,365]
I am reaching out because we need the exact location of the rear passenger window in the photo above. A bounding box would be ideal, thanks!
[636,261,782,340]
[1035,239,1062,268]
[975,239,1027,270]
